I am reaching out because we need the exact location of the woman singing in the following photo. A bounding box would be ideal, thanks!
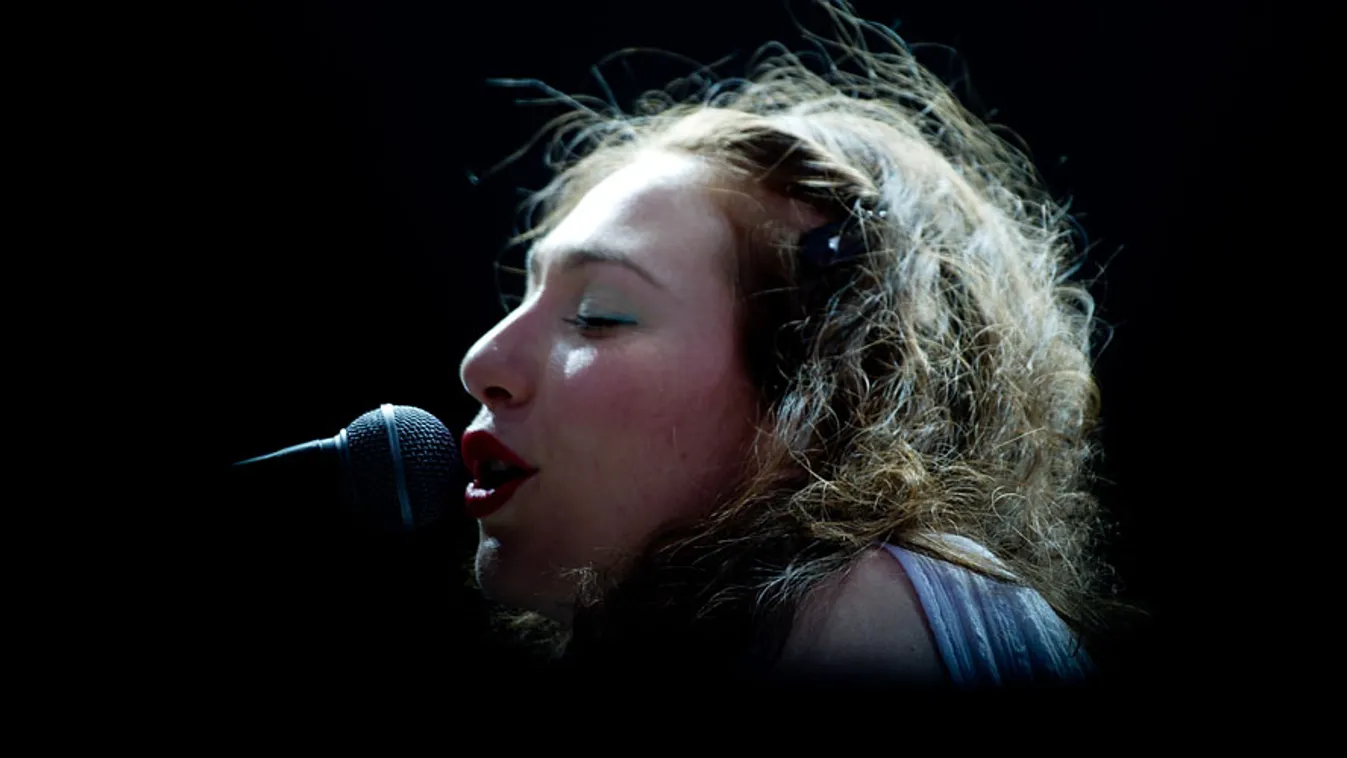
[458,0,1116,690]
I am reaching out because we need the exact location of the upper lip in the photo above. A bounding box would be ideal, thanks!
[461,429,538,482]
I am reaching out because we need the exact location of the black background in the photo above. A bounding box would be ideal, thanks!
[81,0,1314,700]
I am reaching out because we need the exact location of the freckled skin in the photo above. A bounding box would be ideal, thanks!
[459,151,764,621]
[462,148,956,680]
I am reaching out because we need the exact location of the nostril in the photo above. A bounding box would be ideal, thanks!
[484,386,512,403]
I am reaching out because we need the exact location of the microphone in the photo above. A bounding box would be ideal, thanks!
[218,405,467,666]
[230,404,464,533]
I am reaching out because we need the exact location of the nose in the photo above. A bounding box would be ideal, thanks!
[460,309,534,411]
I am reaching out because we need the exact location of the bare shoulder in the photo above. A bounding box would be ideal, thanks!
[779,547,948,684]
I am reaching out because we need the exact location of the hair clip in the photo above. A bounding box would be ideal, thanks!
[799,207,886,270]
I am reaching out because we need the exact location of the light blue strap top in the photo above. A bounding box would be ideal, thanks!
[881,535,1094,689]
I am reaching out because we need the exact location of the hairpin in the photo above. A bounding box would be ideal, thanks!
[799,207,886,270]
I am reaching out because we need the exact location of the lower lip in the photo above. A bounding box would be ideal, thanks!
[464,472,536,519]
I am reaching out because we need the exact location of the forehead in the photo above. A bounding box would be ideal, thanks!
[529,151,739,286]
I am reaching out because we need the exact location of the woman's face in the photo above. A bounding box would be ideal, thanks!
[458,150,763,620]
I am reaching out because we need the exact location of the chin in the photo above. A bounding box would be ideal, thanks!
[474,533,574,622]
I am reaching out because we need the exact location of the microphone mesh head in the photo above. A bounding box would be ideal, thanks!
[344,405,460,531]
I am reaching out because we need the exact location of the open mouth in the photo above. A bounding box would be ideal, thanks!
[476,459,534,490]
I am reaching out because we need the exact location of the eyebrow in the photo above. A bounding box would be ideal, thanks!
[526,245,667,291]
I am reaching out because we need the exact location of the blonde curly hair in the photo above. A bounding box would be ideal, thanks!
[484,0,1119,673]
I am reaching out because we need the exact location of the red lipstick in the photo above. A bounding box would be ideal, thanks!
[461,430,538,519]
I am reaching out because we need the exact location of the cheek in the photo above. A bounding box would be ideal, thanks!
[559,340,748,439]
[550,342,757,514]
[559,343,671,417]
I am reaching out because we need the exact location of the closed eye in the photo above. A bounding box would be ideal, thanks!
[564,315,631,330]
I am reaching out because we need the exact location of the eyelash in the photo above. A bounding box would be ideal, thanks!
[563,315,629,332]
